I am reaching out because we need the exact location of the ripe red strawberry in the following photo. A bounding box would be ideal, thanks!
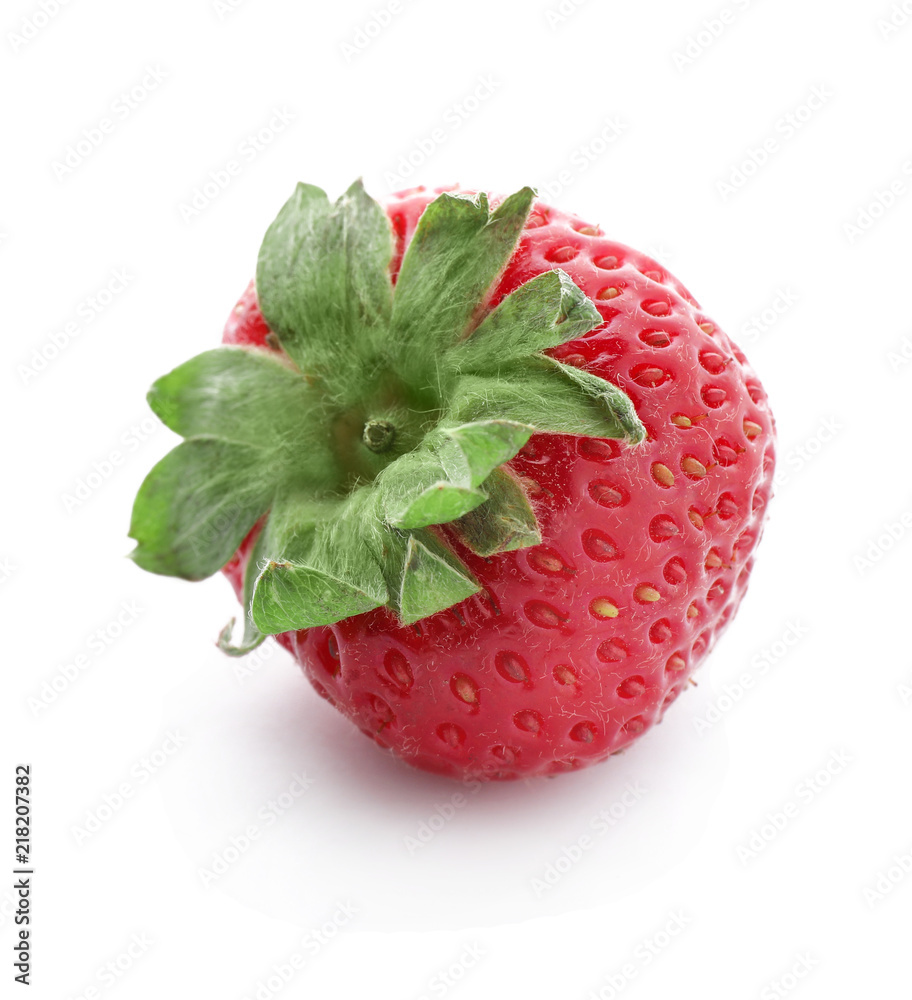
[131,181,775,781]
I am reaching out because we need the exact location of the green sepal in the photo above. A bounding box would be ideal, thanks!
[252,559,385,633]
[390,479,489,531]
[336,499,480,625]
[255,179,394,382]
[450,467,541,557]
[449,354,647,444]
[215,612,268,656]
[218,526,268,655]
[129,439,273,580]
[394,531,481,626]
[375,419,533,530]
[217,619,266,656]
[147,347,337,488]
[446,269,602,373]
[247,488,480,631]
[437,420,534,488]
[374,450,487,530]
[148,347,303,447]
[250,492,388,633]
[549,357,647,444]
[389,188,535,371]
[147,346,325,449]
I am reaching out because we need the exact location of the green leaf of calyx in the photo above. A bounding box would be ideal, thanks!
[373,419,533,530]
[129,439,274,580]
[449,466,541,557]
[372,448,488,531]
[395,532,480,626]
[149,347,303,446]
[437,420,534,488]
[445,269,603,374]
[248,488,481,630]
[252,559,386,634]
[250,491,389,633]
[255,179,394,382]
[390,481,489,532]
[148,347,339,490]
[448,354,647,444]
[326,494,481,625]
[389,187,535,372]
[218,526,268,655]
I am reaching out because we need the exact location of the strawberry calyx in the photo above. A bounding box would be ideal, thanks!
[128,180,646,647]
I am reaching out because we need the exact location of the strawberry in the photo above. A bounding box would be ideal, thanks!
[130,181,775,781]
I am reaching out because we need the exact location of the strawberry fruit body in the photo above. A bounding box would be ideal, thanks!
[131,182,775,781]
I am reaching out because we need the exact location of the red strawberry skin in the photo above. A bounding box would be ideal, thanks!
[223,188,776,780]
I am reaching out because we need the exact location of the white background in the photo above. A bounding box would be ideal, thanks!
[4,0,912,996]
